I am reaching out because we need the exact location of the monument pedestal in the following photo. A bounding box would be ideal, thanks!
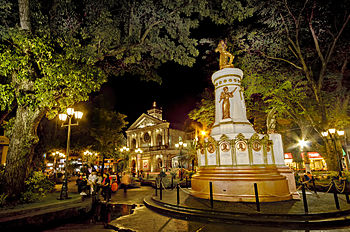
[191,166,292,202]
[191,67,293,202]
[277,166,300,200]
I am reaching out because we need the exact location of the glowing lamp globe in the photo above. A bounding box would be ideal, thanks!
[59,114,67,121]
[74,111,83,119]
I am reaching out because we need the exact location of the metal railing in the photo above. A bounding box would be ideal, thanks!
[152,174,350,214]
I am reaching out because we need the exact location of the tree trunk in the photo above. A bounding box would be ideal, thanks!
[324,141,340,172]
[4,106,45,199]
[18,0,31,30]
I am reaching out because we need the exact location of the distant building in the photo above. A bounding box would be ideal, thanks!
[284,152,327,170]
[0,136,9,165]
[126,102,188,173]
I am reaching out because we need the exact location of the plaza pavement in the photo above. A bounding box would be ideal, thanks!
[2,179,350,231]
[109,185,350,231]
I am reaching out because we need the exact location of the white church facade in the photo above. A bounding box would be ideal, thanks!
[126,102,188,173]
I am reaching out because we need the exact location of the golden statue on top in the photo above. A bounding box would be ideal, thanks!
[215,40,234,69]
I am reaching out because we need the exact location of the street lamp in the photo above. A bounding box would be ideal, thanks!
[175,141,187,179]
[120,146,130,152]
[134,148,143,175]
[58,107,83,200]
[135,148,143,153]
[118,146,130,174]
[322,129,345,176]
[83,150,98,168]
[52,151,65,174]
[298,139,310,173]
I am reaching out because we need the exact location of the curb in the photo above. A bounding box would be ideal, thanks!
[144,196,350,229]
[0,197,92,230]
[0,196,82,219]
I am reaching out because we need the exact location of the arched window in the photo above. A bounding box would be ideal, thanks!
[131,139,137,149]
[144,132,151,142]
[157,158,162,169]
[141,132,151,147]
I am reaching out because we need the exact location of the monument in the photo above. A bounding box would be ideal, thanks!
[191,40,298,202]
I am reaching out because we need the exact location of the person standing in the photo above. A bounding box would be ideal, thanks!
[121,172,131,193]
[76,174,83,193]
[101,173,111,202]
[88,171,98,195]
[95,172,103,194]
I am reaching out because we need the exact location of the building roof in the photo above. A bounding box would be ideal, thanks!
[126,113,168,132]
[126,102,187,133]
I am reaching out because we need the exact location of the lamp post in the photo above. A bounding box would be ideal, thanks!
[52,151,65,174]
[298,139,310,173]
[120,146,130,153]
[119,146,130,174]
[58,108,83,200]
[322,129,345,176]
[134,148,143,175]
[175,141,187,180]
[83,150,98,170]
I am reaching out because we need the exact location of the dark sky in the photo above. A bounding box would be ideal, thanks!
[102,60,213,127]
[100,20,223,127]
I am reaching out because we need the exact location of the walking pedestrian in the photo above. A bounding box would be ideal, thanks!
[121,172,131,193]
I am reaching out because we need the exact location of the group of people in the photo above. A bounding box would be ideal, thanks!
[76,171,131,202]
[302,171,313,183]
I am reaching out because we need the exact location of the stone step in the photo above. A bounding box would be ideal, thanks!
[144,196,350,228]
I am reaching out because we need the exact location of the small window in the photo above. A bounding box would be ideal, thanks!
[144,133,150,142]
[157,134,162,146]
[131,139,137,149]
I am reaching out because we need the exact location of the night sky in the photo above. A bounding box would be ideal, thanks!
[101,20,223,127]
[103,60,214,127]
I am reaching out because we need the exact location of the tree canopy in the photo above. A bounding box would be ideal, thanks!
[237,0,350,170]
[0,0,257,198]
[189,0,349,170]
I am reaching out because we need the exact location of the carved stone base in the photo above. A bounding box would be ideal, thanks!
[191,166,292,202]
[277,166,300,200]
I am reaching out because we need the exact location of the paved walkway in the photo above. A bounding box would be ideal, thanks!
[2,180,350,232]
[109,186,350,232]
[0,178,94,231]
[110,185,154,205]
[0,178,80,217]
[155,186,350,214]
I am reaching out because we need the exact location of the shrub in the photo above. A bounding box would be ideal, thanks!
[294,172,301,185]
[186,170,196,178]
[158,176,173,188]
[159,170,167,178]
[169,169,177,178]
[0,164,5,192]
[20,171,55,203]
[341,172,350,182]
[0,193,7,207]
[20,191,42,203]
[0,165,7,206]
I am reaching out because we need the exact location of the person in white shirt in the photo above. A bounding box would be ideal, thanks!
[88,171,98,195]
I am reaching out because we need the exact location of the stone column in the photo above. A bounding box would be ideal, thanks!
[211,68,255,139]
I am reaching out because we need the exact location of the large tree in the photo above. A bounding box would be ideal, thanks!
[34,92,128,170]
[1,0,255,198]
[189,0,349,171]
[236,0,350,170]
